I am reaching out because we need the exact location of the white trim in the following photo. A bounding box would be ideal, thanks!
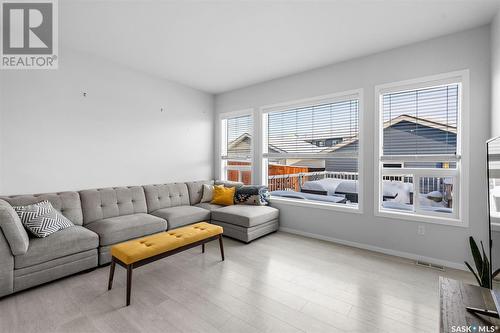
[381,167,457,177]
[223,165,251,171]
[253,107,263,185]
[264,152,359,159]
[219,108,255,120]
[260,88,364,213]
[375,209,466,227]
[380,155,460,162]
[279,227,467,271]
[373,70,470,227]
[270,196,361,213]
[376,71,468,94]
[260,90,361,114]
[358,89,365,214]
[492,222,500,232]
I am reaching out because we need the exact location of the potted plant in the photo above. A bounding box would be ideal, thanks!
[465,236,492,288]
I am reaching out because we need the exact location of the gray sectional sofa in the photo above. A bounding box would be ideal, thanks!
[0,180,279,297]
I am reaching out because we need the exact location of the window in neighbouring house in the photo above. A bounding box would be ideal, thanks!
[377,79,463,222]
[262,93,361,208]
[220,113,253,185]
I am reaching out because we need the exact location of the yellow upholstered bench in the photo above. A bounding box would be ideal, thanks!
[107,222,224,306]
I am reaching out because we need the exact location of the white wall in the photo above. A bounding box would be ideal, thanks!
[215,26,491,269]
[0,47,214,195]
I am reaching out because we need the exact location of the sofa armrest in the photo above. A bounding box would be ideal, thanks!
[0,229,14,297]
[0,199,29,255]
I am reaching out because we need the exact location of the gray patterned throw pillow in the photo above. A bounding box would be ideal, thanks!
[235,185,270,206]
[13,200,74,237]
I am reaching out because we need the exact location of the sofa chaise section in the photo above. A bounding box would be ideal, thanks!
[80,187,167,265]
[211,205,279,243]
[144,183,210,229]
[0,192,99,294]
[185,180,280,242]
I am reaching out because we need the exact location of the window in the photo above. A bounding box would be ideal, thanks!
[487,137,500,225]
[375,72,468,224]
[220,112,253,185]
[262,91,361,209]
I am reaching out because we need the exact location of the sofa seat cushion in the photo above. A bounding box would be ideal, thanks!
[151,206,210,229]
[86,213,166,246]
[211,205,279,228]
[14,226,98,269]
[194,202,223,211]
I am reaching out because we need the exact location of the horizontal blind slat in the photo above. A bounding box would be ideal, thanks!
[267,99,359,155]
[382,84,458,156]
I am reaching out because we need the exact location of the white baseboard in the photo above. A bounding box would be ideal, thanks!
[279,227,466,271]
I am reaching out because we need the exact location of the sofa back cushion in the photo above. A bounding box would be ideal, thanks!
[185,180,214,205]
[214,180,244,188]
[79,187,147,225]
[0,199,29,255]
[0,192,83,226]
[143,183,190,213]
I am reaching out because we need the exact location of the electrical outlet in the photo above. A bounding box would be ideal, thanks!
[417,225,425,235]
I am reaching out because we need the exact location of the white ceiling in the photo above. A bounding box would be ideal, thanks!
[61,0,500,94]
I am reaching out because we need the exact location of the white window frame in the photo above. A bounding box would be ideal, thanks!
[218,109,255,183]
[259,89,364,213]
[374,70,470,227]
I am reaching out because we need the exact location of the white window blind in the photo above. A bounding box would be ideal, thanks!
[224,115,253,159]
[266,99,359,155]
[382,84,458,156]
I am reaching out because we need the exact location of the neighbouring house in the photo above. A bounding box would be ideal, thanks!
[227,114,457,177]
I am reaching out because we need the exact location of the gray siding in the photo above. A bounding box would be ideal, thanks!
[383,121,456,155]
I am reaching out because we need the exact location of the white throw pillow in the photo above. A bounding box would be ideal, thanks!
[13,200,74,237]
[200,184,214,203]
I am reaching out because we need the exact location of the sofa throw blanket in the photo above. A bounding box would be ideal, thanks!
[235,185,270,206]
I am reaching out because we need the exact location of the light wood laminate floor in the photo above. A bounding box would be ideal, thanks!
[0,231,474,333]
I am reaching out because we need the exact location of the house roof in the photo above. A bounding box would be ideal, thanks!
[227,114,456,155]
[227,133,286,154]
[320,114,456,153]
[383,114,457,134]
[227,132,251,151]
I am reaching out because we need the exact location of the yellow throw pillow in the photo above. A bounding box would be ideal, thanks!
[211,185,235,206]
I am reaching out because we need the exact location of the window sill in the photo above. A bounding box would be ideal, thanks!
[375,208,467,227]
[491,218,500,232]
[269,196,362,214]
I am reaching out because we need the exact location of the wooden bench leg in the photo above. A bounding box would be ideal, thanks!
[219,235,225,261]
[202,243,205,253]
[126,265,133,306]
[108,259,115,290]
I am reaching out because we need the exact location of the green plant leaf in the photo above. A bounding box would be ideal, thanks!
[470,237,483,276]
[481,241,491,288]
[465,261,482,286]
